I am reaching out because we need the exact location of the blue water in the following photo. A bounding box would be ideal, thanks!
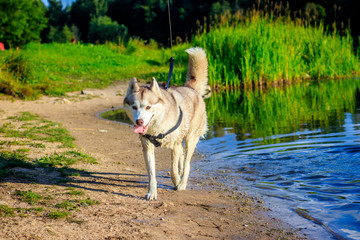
[102,78,360,239]
[195,85,360,239]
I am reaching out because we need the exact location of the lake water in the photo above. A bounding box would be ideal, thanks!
[195,78,360,240]
[101,78,360,240]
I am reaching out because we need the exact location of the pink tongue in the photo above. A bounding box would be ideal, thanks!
[134,125,146,135]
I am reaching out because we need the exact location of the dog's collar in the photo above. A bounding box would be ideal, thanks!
[142,107,183,147]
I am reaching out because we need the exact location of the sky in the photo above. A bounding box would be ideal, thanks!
[41,0,76,7]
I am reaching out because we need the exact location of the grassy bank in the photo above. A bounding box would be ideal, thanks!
[0,40,189,99]
[0,111,99,220]
[1,10,359,99]
[194,11,360,88]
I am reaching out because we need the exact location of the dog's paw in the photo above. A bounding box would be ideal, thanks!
[176,183,187,191]
[145,191,157,201]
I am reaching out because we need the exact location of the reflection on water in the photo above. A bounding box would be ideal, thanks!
[197,78,360,240]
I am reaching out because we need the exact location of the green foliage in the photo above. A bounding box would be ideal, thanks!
[69,0,97,41]
[0,205,15,217]
[37,151,97,168]
[47,25,74,43]
[2,50,32,83]
[14,190,43,205]
[1,6,359,98]
[29,207,44,213]
[44,0,74,43]
[0,205,45,218]
[61,26,74,43]
[210,1,231,16]
[8,112,38,121]
[79,198,100,207]
[47,0,68,28]
[29,143,46,148]
[88,16,128,44]
[93,0,108,17]
[47,211,69,219]
[16,148,30,153]
[194,11,360,88]
[55,200,76,210]
[0,151,33,180]
[67,190,85,196]
[305,3,326,23]
[0,40,187,98]
[1,112,75,147]
[0,50,38,99]
[0,0,48,47]
[0,111,96,180]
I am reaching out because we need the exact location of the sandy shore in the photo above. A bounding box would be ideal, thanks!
[0,82,306,239]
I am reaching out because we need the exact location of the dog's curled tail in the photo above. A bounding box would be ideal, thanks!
[185,47,210,98]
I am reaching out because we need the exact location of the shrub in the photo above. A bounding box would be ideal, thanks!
[2,50,31,83]
[0,0,47,47]
[88,16,128,44]
[47,25,74,43]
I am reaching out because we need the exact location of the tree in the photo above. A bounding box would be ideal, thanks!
[0,0,48,47]
[47,25,74,43]
[210,1,231,16]
[70,0,97,42]
[47,0,68,28]
[88,15,128,44]
[305,3,326,24]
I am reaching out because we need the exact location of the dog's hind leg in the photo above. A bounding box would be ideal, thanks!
[171,143,183,188]
[177,134,199,191]
[140,138,157,200]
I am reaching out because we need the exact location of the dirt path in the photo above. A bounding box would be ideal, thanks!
[0,83,306,240]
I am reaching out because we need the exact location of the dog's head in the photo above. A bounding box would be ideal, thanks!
[123,77,164,135]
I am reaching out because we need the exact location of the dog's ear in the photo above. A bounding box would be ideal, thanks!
[150,77,162,97]
[126,78,139,95]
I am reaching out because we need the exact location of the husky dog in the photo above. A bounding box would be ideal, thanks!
[123,47,209,200]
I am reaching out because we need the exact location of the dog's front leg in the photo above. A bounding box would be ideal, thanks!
[171,143,183,188]
[140,137,157,200]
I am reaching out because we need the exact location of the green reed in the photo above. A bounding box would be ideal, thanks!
[194,10,360,88]
[205,78,360,144]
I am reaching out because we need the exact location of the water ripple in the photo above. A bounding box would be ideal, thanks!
[197,110,360,240]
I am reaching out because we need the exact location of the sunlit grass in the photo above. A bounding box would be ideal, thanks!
[194,11,360,88]
[0,205,15,217]
[14,190,43,205]
[0,9,359,98]
[0,39,188,98]
[47,211,69,219]
[37,151,97,167]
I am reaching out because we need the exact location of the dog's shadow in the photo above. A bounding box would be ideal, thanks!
[0,155,173,200]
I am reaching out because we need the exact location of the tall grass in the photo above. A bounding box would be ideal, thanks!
[0,39,188,98]
[194,10,360,89]
[1,7,360,99]
[0,50,36,99]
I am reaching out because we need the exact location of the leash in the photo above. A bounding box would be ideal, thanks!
[143,107,183,147]
[165,0,174,89]
[141,1,179,147]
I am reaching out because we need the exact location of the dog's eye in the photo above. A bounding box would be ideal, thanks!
[132,106,138,110]
[145,106,151,110]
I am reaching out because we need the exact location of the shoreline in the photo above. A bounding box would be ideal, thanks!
[0,82,306,239]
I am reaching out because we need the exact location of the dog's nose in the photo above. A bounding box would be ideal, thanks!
[136,119,144,126]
